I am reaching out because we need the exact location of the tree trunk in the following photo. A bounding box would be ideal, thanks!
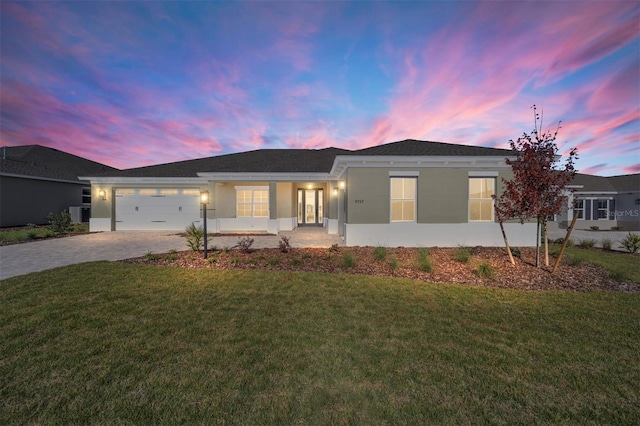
[544,219,549,267]
[535,218,541,268]
[499,221,515,265]
[552,213,579,274]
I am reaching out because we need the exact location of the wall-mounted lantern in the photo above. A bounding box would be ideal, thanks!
[98,190,106,200]
[339,181,346,190]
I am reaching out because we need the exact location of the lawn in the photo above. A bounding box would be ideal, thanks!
[2,263,639,424]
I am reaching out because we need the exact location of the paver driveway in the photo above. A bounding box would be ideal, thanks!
[0,228,343,280]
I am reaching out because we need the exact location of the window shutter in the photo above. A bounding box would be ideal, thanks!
[584,200,591,220]
[609,199,615,220]
[592,200,599,221]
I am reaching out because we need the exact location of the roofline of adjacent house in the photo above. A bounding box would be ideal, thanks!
[78,176,206,184]
[1,172,89,185]
[197,172,333,182]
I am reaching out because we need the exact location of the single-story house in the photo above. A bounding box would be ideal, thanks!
[81,139,542,247]
[0,145,117,227]
[558,173,640,231]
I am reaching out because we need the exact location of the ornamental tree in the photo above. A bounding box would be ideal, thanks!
[494,106,578,267]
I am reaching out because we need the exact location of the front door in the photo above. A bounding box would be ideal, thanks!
[298,188,323,226]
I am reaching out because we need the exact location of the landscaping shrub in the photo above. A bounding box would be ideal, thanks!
[145,251,159,261]
[278,236,292,253]
[611,226,623,231]
[342,252,356,268]
[601,237,613,251]
[511,247,522,259]
[185,223,205,252]
[475,262,495,278]
[47,210,73,235]
[417,248,432,272]
[237,237,255,253]
[590,226,600,231]
[577,239,597,249]
[329,243,340,252]
[388,254,399,270]
[619,232,640,253]
[373,246,387,261]
[563,255,583,266]
[455,246,471,263]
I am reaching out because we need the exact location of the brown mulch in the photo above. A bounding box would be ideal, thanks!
[121,246,640,293]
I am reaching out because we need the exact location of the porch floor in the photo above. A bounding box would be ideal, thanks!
[211,226,343,249]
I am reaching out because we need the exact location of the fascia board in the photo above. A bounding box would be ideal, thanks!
[197,172,332,182]
[1,172,88,185]
[329,155,512,176]
[79,177,206,185]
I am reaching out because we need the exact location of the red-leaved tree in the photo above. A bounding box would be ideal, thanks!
[494,106,578,267]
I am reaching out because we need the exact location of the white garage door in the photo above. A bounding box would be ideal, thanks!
[115,188,201,230]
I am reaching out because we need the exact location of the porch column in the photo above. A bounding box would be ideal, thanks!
[268,181,278,234]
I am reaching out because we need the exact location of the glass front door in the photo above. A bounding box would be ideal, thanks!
[298,188,323,226]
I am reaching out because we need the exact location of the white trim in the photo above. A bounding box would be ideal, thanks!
[468,171,499,177]
[389,171,419,177]
[198,172,331,182]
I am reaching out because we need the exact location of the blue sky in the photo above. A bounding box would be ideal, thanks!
[1,1,638,175]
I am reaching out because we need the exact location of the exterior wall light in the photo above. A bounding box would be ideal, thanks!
[333,188,338,196]
[339,181,346,189]
[98,190,106,200]
[307,183,313,189]
[201,191,210,258]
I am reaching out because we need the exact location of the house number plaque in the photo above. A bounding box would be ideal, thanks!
[355,200,365,204]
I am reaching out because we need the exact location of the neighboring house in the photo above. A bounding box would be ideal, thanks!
[81,139,540,247]
[0,145,117,227]
[558,173,640,231]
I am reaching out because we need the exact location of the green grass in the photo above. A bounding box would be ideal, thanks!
[554,245,640,283]
[1,263,639,424]
[0,224,88,243]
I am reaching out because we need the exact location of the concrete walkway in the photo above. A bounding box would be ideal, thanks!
[0,228,343,281]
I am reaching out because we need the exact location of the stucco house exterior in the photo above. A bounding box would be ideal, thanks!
[81,139,542,247]
[559,173,640,231]
[0,145,117,227]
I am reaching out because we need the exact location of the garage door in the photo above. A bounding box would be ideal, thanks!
[115,188,202,230]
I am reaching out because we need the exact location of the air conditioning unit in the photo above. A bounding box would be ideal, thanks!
[69,206,90,223]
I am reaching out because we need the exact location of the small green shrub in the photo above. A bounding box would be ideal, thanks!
[601,237,613,251]
[185,223,205,251]
[475,263,495,278]
[608,270,624,282]
[145,251,159,261]
[611,226,623,231]
[267,259,280,267]
[590,226,600,231]
[329,244,340,252]
[511,247,522,259]
[48,211,73,235]
[231,257,240,266]
[342,252,356,268]
[165,249,178,262]
[207,255,218,265]
[566,238,574,248]
[619,232,640,253]
[578,239,597,249]
[417,248,432,272]
[455,247,471,263]
[291,259,302,266]
[388,254,399,270]
[302,253,311,260]
[564,255,583,266]
[373,246,387,261]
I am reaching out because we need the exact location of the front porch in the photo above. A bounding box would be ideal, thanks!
[209,226,343,249]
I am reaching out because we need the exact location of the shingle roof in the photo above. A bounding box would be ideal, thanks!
[91,140,515,178]
[0,145,117,182]
[572,173,640,193]
[353,139,514,157]
[607,173,640,192]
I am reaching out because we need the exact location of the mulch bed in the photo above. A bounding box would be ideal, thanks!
[121,246,640,293]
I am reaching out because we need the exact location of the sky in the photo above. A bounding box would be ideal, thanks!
[1,1,638,176]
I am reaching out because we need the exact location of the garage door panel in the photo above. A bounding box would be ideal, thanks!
[115,189,201,230]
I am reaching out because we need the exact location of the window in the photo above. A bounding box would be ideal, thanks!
[597,199,609,219]
[82,187,91,204]
[469,178,495,221]
[390,178,416,222]
[236,187,269,218]
[574,200,584,219]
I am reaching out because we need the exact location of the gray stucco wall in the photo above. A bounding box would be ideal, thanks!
[614,192,640,231]
[0,175,88,227]
[345,167,512,224]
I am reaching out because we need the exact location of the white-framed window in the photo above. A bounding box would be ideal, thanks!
[236,187,269,218]
[390,177,416,222]
[574,200,584,219]
[469,177,495,221]
[597,199,610,219]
